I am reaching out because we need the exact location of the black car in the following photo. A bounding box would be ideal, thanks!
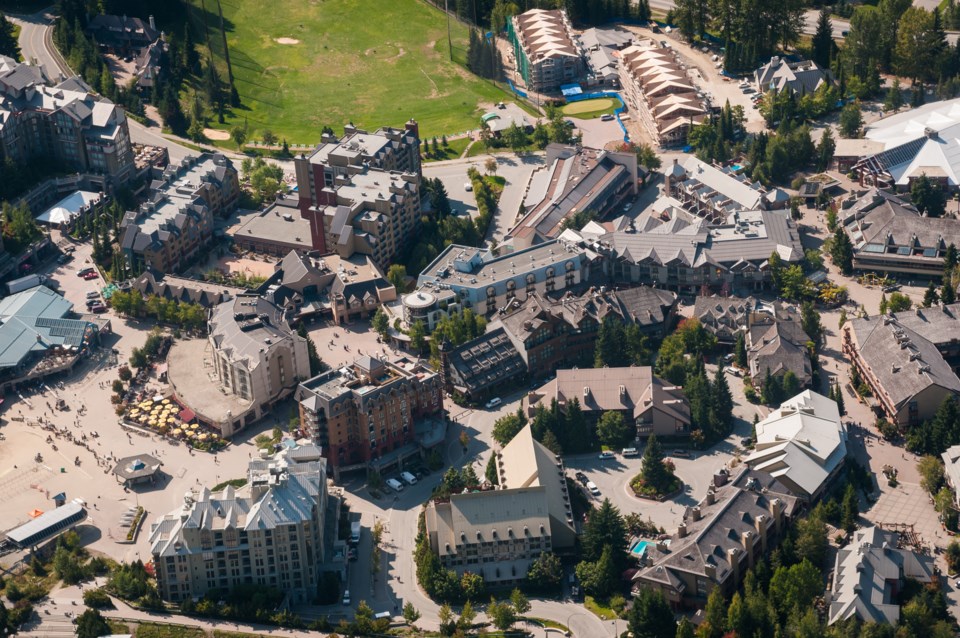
[575,471,588,485]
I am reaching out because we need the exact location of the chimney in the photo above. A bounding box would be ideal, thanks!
[690,506,701,521]
[677,522,687,538]
[728,547,741,582]
[704,563,717,580]
[149,15,156,31]
[705,490,715,505]
[741,530,754,557]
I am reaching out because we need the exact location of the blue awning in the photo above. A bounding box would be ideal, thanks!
[560,84,583,96]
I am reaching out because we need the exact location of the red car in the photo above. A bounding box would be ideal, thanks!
[82,271,99,280]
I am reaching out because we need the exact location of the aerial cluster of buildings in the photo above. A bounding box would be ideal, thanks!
[0,56,135,187]
[86,13,166,90]
[439,285,677,400]
[694,296,813,389]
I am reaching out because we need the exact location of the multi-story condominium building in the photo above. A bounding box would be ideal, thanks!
[744,390,847,501]
[508,144,638,249]
[527,367,691,440]
[168,292,310,437]
[827,527,936,625]
[507,9,584,93]
[296,355,443,478]
[293,122,421,259]
[120,153,239,273]
[424,425,576,585]
[577,207,803,296]
[632,468,799,609]
[754,57,834,95]
[663,156,789,222]
[841,189,960,277]
[0,56,135,184]
[842,304,960,428]
[618,41,705,146]
[149,444,329,604]
[319,168,421,267]
[440,286,677,400]
[416,239,590,316]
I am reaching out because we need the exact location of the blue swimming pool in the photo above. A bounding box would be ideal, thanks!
[631,539,669,556]
[731,164,743,172]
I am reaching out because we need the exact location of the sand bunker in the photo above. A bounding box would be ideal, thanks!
[203,128,231,141]
[275,37,300,45]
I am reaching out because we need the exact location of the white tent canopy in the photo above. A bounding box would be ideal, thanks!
[37,191,101,225]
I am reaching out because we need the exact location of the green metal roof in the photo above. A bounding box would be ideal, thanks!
[0,286,95,369]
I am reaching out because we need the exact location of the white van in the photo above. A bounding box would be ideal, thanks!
[587,481,600,496]
[621,447,639,457]
[400,471,418,485]
[386,478,404,492]
[485,397,502,409]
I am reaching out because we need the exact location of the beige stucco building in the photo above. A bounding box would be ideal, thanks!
[149,444,330,604]
[424,425,576,585]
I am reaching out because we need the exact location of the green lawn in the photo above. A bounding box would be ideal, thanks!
[423,136,471,162]
[584,595,618,620]
[562,98,618,119]
[194,0,516,143]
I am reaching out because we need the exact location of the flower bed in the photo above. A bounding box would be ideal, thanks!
[125,506,145,542]
[629,474,683,501]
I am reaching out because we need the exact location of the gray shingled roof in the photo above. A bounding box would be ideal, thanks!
[846,306,960,410]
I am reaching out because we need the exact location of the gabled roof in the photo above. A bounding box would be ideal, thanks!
[744,390,846,498]
[828,526,936,625]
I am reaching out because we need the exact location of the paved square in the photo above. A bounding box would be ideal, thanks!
[866,481,944,554]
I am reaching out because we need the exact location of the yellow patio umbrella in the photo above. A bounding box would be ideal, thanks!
[162,399,171,405]
[190,423,199,430]
[129,409,140,416]
[172,428,182,436]
[148,418,158,427]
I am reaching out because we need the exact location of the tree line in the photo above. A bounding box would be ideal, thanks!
[424,0,649,34]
